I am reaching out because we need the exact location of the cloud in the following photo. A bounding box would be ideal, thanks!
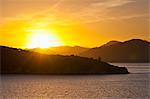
[91,0,134,8]
[69,0,147,23]
[0,0,148,25]
[35,0,147,24]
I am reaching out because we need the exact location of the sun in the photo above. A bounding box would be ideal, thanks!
[27,29,62,48]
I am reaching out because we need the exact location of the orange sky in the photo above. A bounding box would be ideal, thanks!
[0,0,149,48]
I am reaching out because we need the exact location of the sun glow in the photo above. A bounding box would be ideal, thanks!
[27,29,62,48]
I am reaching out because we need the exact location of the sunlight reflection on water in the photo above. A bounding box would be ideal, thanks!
[0,63,149,99]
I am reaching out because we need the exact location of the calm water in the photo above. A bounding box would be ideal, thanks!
[0,63,149,99]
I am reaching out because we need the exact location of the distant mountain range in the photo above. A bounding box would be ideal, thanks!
[80,39,150,63]
[31,46,89,55]
[30,39,150,63]
[1,46,128,74]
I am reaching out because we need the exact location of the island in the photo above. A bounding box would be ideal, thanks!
[1,46,129,74]
[30,39,149,63]
[79,39,149,63]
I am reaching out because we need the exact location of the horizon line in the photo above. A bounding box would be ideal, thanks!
[0,38,149,49]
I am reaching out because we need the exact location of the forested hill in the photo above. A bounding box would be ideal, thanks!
[1,46,129,74]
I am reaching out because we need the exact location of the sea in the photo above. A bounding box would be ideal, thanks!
[0,63,149,99]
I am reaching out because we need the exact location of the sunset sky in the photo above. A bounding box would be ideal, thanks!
[0,0,149,48]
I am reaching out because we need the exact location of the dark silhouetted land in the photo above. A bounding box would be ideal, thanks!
[1,46,129,74]
[30,39,149,63]
[80,39,149,63]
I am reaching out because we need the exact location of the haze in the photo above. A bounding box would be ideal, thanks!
[0,0,149,48]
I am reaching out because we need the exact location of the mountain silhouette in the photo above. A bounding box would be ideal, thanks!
[80,39,150,63]
[101,41,122,47]
[31,46,89,55]
[1,46,128,74]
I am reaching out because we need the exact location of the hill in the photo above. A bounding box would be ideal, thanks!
[30,46,89,55]
[1,46,128,74]
[101,41,122,47]
[80,39,150,63]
